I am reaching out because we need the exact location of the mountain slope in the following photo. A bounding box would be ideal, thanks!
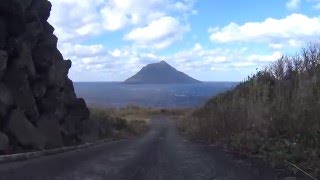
[124,61,201,84]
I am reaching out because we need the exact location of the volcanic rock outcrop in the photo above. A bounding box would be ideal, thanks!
[0,0,89,152]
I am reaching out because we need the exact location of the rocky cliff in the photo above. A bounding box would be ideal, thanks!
[0,0,89,153]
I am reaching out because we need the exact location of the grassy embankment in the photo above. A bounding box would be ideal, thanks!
[179,45,320,178]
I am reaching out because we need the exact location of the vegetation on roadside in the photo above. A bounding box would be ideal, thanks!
[81,105,151,141]
[179,44,320,178]
[81,104,190,143]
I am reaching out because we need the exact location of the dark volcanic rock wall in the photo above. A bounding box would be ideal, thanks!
[0,0,89,152]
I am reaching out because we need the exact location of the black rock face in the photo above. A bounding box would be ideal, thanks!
[125,61,201,84]
[0,0,90,152]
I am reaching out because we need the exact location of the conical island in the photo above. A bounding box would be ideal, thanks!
[124,60,201,84]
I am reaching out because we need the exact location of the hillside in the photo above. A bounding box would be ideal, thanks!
[124,61,201,84]
[180,45,320,178]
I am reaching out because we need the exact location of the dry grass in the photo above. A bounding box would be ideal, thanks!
[116,105,151,135]
[85,105,190,140]
[82,105,151,141]
[179,44,320,178]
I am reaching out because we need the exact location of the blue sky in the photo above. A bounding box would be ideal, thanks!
[48,0,320,82]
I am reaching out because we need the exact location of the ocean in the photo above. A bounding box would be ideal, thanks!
[73,82,238,108]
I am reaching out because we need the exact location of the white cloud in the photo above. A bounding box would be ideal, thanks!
[248,51,283,62]
[286,0,301,10]
[100,0,196,30]
[48,0,290,82]
[124,16,189,49]
[60,42,163,81]
[49,0,196,44]
[173,0,197,15]
[232,62,256,68]
[47,0,198,81]
[175,1,191,11]
[163,44,281,75]
[111,49,122,57]
[49,0,105,42]
[61,41,283,82]
[210,14,320,48]
[59,43,106,58]
[269,43,284,49]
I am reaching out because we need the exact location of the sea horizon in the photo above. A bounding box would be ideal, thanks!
[74,82,238,108]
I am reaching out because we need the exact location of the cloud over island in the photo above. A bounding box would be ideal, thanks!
[49,0,320,82]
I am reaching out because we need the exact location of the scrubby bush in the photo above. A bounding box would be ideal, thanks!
[81,105,151,142]
[81,107,126,141]
[180,44,320,178]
